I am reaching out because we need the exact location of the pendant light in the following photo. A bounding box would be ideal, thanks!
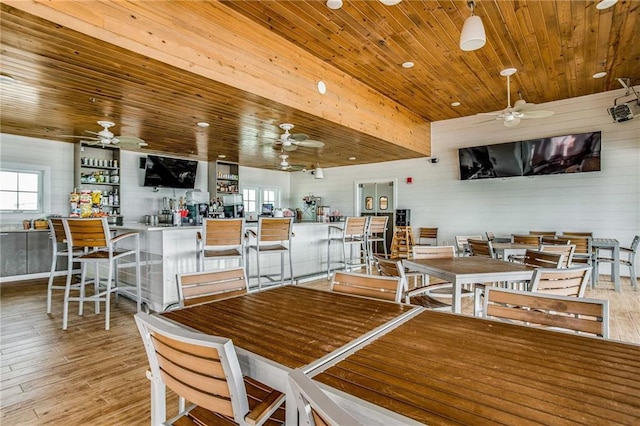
[459,0,486,52]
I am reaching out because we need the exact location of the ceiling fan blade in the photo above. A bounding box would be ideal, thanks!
[476,111,503,117]
[297,140,324,148]
[521,110,555,119]
[474,118,502,124]
[117,135,146,145]
[289,133,308,142]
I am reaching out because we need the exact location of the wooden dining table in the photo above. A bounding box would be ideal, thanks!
[403,257,534,313]
[161,285,419,424]
[311,310,640,425]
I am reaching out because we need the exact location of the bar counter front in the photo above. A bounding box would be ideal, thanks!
[113,221,346,311]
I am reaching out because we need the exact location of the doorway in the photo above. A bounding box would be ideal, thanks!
[356,179,397,255]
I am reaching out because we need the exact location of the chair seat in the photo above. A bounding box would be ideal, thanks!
[75,249,135,260]
[204,248,243,258]
[174,376,286,426]
[249,244,289,253]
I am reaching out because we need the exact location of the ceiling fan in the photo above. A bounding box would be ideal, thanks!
[273,123,324,151]
[276,153,305,171]
[477,68,554,127]
[67,121,148,147]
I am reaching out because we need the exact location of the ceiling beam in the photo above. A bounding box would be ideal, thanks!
[5,0,431,157]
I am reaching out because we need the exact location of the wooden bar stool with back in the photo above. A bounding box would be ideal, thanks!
[61,217,141,330]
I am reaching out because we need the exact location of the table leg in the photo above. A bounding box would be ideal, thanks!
[453,279,462,314]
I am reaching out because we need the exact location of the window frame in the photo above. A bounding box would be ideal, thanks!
[0,166,46,214]
[242,185,281,213]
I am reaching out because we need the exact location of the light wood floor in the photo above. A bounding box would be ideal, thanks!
[1,275,638,424]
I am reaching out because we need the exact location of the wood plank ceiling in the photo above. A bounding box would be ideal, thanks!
[1,1,638,171]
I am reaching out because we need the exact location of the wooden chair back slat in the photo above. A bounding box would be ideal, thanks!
[412,245,456,259]
[331,271,402,302]
[563,232,593,237]
[344,217,368,236]
[367,216,388,234]
[541,236,572,245]
[468,239,495,258]
[258,217,293,242]
[521,249,563,269]
[484,287,608,337]
[203,218,244,246]
[512,234,542,245]
[539,244,576,268]
[529,231,557,236]
[564,235,592,257]
[64,218,109,248]
[177,267,248,307]
[49,218,66,243]
[529,266,591,297]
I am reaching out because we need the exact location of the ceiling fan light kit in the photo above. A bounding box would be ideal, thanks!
[460,1,486,51]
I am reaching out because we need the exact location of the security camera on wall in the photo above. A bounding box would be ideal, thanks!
[428,158,439,164]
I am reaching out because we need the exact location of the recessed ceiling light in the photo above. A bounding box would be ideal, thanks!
[593,71,607,79]
[402,61,414,69]
[217,154,226,159]
[348,156,356,160]
[326,0,343,9]
[500,67,517,77]
[596,0,618,10]
[380,0,402,5]
[196,122,209,128]
[317,80,327,95]
[451,101,461,107]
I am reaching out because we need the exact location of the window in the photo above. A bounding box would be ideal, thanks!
[242,186,280,213]
[243,188,257,213]
[0,169,43,212]
[263,189,276,207]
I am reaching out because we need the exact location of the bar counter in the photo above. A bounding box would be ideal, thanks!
[112,221,344,311]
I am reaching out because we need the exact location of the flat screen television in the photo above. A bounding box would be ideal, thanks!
[459,131,601,180]
[521,131,601,176]
[143,155,198,188]
[459,142,523,180]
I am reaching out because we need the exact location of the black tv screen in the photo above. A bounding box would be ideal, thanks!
[459,131,601,180]
[522,131,601,176]
[143,155,198,188]
[459,142,523,180]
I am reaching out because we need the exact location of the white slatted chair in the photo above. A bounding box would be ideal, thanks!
[135,312,285,426]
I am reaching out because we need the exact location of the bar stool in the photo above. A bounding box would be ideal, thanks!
[62,217,141,330]
[46,218,85,314]
[245,217,293,290]
[365,215,389,269]
[327,216,368,278]
[197,218,245,271]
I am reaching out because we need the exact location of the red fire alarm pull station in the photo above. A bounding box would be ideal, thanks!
[406,177,413,184]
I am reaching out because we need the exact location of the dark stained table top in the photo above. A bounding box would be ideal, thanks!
[313,310,640,425]
[162,285,415,369]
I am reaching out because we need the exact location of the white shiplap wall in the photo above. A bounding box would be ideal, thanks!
[289,89,640,276]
